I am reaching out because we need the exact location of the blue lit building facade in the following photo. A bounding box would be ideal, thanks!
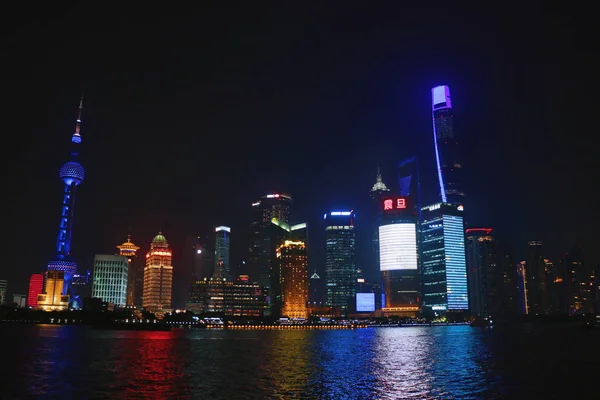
[47,97,85,296]
[324,211,357,315]
[431,85,464,205]
[213,226,231,280]
[420,202,468,313]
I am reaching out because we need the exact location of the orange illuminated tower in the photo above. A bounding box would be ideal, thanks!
[142,232,173,313]
[117,235,141,306]
[277,240,308,319]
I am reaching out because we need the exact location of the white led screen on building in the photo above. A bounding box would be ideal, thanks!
[356,293,376,312]
[379,223,418,271]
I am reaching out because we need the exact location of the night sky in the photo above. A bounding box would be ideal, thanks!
[2,4,597,294]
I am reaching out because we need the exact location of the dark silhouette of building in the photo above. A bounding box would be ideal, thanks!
[525,241,549,315]
[175,235,213,310]
[248,193,292,288]
[466,228,517,317]
[560,247,594,315]
[369,168,390,277]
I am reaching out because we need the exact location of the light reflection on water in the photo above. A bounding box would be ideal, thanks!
[0,323,596,399]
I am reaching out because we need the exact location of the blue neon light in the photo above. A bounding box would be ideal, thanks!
[432,113,447,203]
[443,214,468,310]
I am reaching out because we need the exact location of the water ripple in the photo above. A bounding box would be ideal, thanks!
[1,323,598,398]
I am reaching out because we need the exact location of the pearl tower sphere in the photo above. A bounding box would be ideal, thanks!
[59,161,85,186]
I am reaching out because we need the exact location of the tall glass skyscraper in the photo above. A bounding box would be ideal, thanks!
[270,218,307,316]
[214,226,231,280]
[324,211,356,315]
[91,255,129,307]
[420,203,468,312]
[277,240,309,319]
[431,85,464,205]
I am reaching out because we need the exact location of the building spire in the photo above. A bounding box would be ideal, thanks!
[72,93,83,144]
[370,166,390,193]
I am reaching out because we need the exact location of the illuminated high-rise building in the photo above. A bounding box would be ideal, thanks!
[324,210,356,315]
[46,97,85,295]
[117,235,140,306]
[143,232,173,313]
[370,169,390,274]
[92,255,129,307]
[277,240,309,319]
[248,194,293,288]
[431,85,464,205]
[0,280,7,305]
[27,273,44,307]
[378,196,420,317]
[37,271,69,311]
[213,226,231,280]
[420,202,468,313]
[269,218,307,315]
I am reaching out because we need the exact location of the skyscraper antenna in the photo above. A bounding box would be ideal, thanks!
[72,93,83,144]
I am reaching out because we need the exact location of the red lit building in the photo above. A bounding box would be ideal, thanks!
[27,273,44,307]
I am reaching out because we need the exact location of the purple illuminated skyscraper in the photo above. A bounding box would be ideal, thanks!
[431,85,464,204]
[46,97,85,295]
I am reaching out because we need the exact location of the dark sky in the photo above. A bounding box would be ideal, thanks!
[1,3,598,294]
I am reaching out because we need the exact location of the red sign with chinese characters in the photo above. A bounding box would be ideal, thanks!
[382,196,411,213]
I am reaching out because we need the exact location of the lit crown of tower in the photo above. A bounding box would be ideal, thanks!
[117,234,140,256]
[148,232,171,255]
[370,166,390,192]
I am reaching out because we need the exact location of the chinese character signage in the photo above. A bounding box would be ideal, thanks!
[382,196,412,214]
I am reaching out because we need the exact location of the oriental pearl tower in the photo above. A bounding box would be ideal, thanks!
[46,96,85,295]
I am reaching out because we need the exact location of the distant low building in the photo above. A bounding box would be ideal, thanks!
[13,294,27,308]
[0,279,7,305]
[187,276,268,317]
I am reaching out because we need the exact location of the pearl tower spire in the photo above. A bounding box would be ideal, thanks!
[47,95,86,296]
[72,94,83,144]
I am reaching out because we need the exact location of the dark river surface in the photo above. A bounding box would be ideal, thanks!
[0,323,598,399]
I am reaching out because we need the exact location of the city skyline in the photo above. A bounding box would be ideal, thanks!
[2,4,597,294]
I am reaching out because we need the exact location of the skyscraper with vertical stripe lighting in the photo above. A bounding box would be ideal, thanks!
[420,86,469,314]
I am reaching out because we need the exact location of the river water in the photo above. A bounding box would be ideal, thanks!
[0,323,597,399]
